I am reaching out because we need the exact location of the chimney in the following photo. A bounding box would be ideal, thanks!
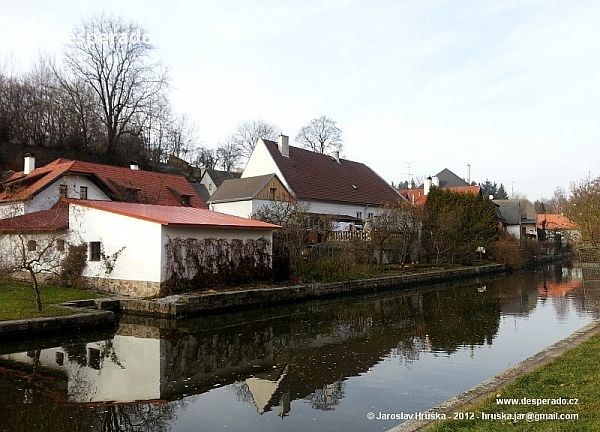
[330,150,340,163]
[424,176,432,195]
[278,134,289,158]
[130,161,139,170]
[467,164,471,184]
[432,176,439,187]
[24,153,36,175]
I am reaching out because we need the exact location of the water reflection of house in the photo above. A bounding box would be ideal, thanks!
[0,336,162,404]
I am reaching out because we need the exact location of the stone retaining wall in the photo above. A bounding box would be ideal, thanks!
[0,310,115,339]
[119,264,505,318]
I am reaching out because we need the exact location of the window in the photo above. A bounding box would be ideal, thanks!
[356,211,363,219]
[181,195,191,206]
[27,240,37,251]
[367,212,374,220]
[89,241,101,261]
[79,186,88,200]
[270,187,277,200]
[59,184,68,198]
[56,239,65,252]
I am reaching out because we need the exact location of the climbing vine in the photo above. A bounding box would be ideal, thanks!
[163,237,272,294]
[101,245,126,276]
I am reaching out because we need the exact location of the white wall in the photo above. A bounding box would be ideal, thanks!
[69,204,163,283]
[0,176,111,219]
[211,200,254,219]
[210,199,277,219]
[200,173,218,197]
[242,140,292,195]
[0,202,25,219]
[299,199,385,220]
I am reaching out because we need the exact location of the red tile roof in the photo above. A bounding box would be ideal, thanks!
[0,158,206,208]
[398,186,481,207]
[537,214,578,230]
[262,140,402,206]
[68,200,280,230]
[0,206,69,232]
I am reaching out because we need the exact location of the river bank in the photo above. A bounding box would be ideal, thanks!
[0,263,504,338]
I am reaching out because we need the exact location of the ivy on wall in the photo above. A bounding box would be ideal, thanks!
[163,237,272,293]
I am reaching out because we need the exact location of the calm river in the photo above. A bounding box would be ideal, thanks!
[1,265,599,432]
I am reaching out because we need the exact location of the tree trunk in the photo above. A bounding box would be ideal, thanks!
[28,269,43,312]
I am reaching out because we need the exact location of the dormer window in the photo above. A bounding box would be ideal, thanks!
[182,195,191,206]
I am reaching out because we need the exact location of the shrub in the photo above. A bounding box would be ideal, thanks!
[59,243,88,287]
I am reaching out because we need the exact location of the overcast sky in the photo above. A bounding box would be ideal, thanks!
[2,0,599,200]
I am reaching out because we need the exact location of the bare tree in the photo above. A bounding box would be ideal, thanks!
[62,14,169,156]
[230,119,279,160]
[295,115,343,154]
[216,138,243,171]
[251,200,311,273]
[0,208,69,312]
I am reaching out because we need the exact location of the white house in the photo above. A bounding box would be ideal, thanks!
[493,199,538,240]
[208,173,294,219]
[0,200,279,297]
[237,135,403,222]
[0,155,206,219]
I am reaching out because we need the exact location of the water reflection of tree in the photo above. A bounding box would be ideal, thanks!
[416,288,502,354]
[100,404,176,432]
[305,379,345,411]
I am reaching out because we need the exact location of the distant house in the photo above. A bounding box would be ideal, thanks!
[239,135,402,222]
[192,168,242,204]
[537,214,579,252]
[399,168,481,206]
[208,173,294,218]
[493,199,538,240]
[0,155,206,219]
[0,199,279,297]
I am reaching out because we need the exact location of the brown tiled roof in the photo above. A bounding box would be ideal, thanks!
[537,214,578,230]
[262,140,401,206]
[68,200,280,230]
[0,159,206,208]
[0,206,69,232]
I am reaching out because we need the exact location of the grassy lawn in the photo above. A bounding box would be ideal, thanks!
[0,280,105,321]
[428,330,600,431]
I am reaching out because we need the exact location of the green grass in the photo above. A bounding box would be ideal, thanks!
[0,280,105,321]
[428,331,600,431]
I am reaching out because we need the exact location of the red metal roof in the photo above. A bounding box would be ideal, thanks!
[0,206,69,232]
[262,140,402,206]
[0,158,206,208]
[68,200,280,230]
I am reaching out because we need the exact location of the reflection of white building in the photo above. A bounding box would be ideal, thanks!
[0,335,161,403]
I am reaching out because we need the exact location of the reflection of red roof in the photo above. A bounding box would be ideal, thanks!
[0,158,206,208]
[537,280,582,298]
[537,214,577,230]
[68,200,280,230]
[399,186,481,207]
[0,206,69,232]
